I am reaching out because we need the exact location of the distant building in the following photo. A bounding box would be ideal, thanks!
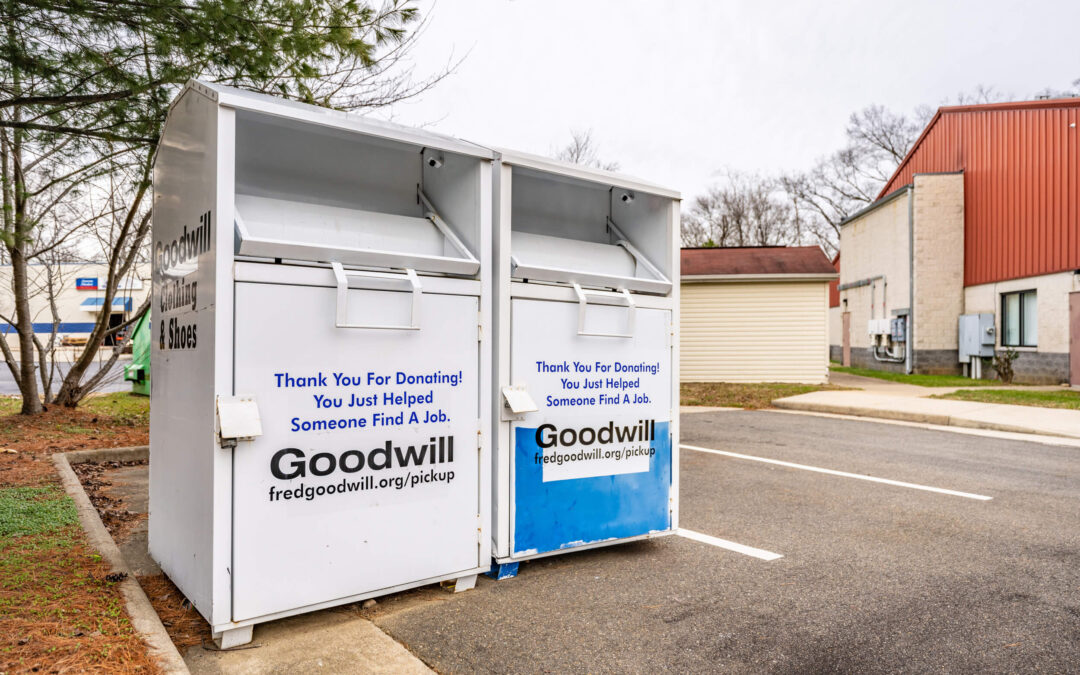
[835,98,1080,384]
[681,246,837,383]
[0,263,149,350]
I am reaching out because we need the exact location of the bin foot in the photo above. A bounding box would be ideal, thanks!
[440,574,477,593]
[213,625,253,649]
[486,562,519,580]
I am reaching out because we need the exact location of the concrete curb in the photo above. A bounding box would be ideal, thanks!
[52,446,189,674]
[770,399,1078,440]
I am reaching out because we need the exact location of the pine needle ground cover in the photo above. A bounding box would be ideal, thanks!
[0,394,157,673]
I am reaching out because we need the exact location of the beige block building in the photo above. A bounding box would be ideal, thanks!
[682,247,837,384]
[833,172,1079,384]
[835,174,976,375]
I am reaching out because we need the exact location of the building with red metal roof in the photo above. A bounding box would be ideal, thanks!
[834,98,1080,383]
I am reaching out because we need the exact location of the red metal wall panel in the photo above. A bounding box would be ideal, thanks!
[879,99,1080,287]
[828,254,840,307]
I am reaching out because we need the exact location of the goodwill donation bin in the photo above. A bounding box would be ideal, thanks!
[150,81,492,648]
[490,149,680,572]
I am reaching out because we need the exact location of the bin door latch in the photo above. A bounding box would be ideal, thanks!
[331,262,422,331]
[217,396,263,449]
[501,385,538,422]
[573,283,635,338]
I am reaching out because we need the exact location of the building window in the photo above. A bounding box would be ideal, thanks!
[1001,290,1037,347]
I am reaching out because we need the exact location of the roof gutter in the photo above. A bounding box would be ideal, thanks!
[682,272,838,283]
[840,185,912,228]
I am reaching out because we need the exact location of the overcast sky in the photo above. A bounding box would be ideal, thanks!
[385,1,1080,200]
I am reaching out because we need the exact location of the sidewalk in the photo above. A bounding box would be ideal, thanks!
[774,375,1080,440]
[71,452,433,674]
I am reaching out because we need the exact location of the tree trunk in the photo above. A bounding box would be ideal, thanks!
[9,244,42,413]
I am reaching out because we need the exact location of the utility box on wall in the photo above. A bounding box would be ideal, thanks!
[491,150,680,566]
[150,81,492,648]
[959,313,996,361]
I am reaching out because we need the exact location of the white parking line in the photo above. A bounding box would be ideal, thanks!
[678,529,783,561]
[682,444,993,501]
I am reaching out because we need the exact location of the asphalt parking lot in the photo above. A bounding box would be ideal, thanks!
[371,410,1080,673]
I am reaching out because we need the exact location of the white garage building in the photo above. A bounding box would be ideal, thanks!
[681,246,838,384]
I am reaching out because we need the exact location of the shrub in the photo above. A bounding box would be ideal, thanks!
[992,348,1019,384]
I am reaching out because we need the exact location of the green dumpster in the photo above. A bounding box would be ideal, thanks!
[124,311,150,396]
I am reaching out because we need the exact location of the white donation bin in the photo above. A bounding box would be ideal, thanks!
[490,149,680,571]
[150,81,492,647]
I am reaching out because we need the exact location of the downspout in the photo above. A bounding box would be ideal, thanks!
[906,185,914,374]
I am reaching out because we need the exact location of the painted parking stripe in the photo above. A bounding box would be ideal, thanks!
[678,529,783,561]
[682,444,993,501]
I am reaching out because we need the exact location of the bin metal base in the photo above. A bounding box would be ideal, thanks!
[494,529,676,567]
[213,625,253,650]
[210,566,487,647]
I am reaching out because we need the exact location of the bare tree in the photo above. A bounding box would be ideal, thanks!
[555,129,620,171]
[1033,77,1080,100]
[2,0,456,413]
[682,170,810,249]
[738,81,1070,256]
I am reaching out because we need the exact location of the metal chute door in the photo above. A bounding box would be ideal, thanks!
[508,296,672,558]
[230,277,480,621]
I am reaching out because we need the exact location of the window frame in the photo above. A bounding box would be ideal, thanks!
[1000,289,1037,348]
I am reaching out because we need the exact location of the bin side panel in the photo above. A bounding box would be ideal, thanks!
[509,299,673,557]
[231,282,481,621]
[149,89,221,620]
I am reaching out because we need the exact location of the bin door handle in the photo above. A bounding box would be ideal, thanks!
[573,283,635,338]
[331,262,421,330]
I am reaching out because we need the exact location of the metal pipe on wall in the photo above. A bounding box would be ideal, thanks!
[906,185,914,374]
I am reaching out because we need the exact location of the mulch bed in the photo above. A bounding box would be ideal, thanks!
[0,404,157,674]
[137,575,214,650]
[0,529,159,674]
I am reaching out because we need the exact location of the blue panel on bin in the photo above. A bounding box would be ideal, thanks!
[486,561,520,580]
[512,421,671,557]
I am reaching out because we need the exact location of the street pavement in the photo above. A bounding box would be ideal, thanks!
[373,410,1080,673]
[0,356,131,395]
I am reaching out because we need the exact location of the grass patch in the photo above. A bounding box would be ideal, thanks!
[830,364,1004,387]
[0,486,79,538]
[681,382,842,410]
[81,394,150,427]
[935,388,1080,410]
[0,392,149,425]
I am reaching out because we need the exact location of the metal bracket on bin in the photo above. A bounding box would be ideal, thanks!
[501,385,538,422]
[331,262,421,330]
[217,396,263,450]
[572,283,635,338]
